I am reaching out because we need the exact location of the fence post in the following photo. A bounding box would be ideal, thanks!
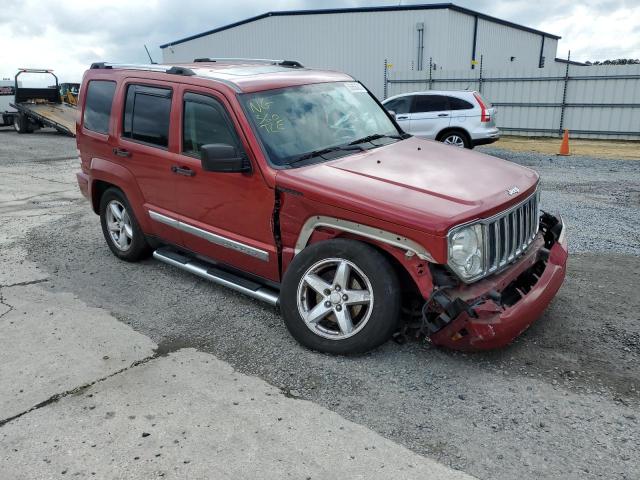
[428,57,433,90]
[383,58,388,99]
[559,50,571,136]
[478,55,484,93]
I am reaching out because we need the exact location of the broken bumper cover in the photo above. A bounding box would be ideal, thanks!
[426,213,568,351]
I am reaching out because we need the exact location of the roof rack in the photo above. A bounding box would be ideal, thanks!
[192,58,304,68]
[89,62,196,76]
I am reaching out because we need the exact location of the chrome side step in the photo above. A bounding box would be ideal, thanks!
[153,248,279,307]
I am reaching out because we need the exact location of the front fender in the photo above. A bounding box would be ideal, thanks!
[278,192,443,297]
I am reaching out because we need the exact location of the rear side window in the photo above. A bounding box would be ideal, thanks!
[412,95,449,113]
[83,80,116,134]
[182,93,240,157]
[448,97,474,110]
[123,85,172,148]
[384,96,412,114]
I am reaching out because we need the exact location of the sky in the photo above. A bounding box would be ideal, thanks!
[2,0,640,82]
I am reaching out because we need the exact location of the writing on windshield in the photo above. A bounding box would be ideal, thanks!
[249,98,285,133]
[241,82,400,167]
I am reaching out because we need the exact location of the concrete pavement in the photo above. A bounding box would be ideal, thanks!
[1,349,474,479]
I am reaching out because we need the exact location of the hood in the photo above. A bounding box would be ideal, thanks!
[275,137,539,236]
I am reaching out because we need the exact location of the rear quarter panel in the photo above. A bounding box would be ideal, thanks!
[76,70,151,232]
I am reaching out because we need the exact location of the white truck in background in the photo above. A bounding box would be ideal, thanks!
[0,79,17,127]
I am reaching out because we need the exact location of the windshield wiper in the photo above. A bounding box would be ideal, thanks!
[348,133,403,145]
[285,144,365,167]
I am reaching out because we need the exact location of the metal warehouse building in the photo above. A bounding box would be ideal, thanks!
[160,3,561,98]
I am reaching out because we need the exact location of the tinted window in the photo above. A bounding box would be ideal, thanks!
[182,93,239,157]
[123,85,171,147]
[384,96,412,114]
[83,80,116,134]
[412,95,449,113]
[449,97,474,110]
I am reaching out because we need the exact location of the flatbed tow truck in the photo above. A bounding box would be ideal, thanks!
[10,68,76,137]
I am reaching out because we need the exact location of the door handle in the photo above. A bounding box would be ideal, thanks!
[113,147,131,157]
[171,165,196,177]
[396,115,409,120]
[437,113,449,117]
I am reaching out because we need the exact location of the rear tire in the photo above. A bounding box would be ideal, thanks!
[439,129,471,149]
[280,238,401,354]
[99,188,151,262]
[13,113,33,134]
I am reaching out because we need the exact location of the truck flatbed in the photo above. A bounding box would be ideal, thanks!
[11,102,76,136]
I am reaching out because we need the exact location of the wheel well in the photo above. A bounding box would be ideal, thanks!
[91,180,118,214]
[317,233,424,298]
[436,127,470,142]
[368,242,422,297]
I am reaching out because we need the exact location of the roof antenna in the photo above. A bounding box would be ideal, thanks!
[144,45,157,64]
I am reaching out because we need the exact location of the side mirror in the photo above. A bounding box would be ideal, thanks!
[386,110,396,117]
[200,143,250,173]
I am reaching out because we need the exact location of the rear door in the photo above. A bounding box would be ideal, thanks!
[169,85,279,282]
[448,95,476,130]
[409,94,451,139]
[116,80,183,246]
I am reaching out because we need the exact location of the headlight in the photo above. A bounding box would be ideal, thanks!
[448,224,484,281]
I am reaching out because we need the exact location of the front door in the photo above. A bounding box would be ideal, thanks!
[169,86,279,282]
[409,94,452,139]
[384,95,413,133]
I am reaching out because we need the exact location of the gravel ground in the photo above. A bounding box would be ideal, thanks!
[480,147,640,256]
[3,129,639,480]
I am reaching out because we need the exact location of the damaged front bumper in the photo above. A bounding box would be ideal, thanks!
[425,213,568,351]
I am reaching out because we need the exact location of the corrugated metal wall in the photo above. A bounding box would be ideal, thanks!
[387,64,640,140]
[162,9,556,98]
[476,18,542,70]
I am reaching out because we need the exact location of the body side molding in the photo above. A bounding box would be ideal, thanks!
[149,210,270,262]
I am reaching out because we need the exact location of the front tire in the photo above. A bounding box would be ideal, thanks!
[280,239,401,354]
[99,188,150,262]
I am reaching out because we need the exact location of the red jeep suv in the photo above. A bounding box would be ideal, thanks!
[76,59,567,354]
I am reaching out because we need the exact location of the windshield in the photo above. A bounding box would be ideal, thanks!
[240,81,401,167]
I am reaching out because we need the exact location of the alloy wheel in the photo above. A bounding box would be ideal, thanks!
[443,134,465,147]
[296,258,374,340]
[105,200,133,251]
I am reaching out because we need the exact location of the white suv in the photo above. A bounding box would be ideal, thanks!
[382,90,500,149]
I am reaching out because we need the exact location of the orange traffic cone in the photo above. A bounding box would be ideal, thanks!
[558,129,570,156]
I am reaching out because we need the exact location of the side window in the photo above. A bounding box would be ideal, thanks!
[385,96,412,114]
[448,97,474,110]
[83,80,116,134]
[412,95,450,113]
[122,84,172,148]
[182,92,240,157]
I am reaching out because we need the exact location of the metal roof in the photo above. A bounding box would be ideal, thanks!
[159,3,561,49]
